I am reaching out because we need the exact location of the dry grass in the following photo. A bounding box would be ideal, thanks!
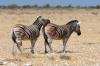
[0,8,100,66]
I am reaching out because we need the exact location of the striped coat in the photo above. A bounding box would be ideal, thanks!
[42,20,81,53]
[12,16,50,54]
[13,24,40,40]
[44,23,69,40]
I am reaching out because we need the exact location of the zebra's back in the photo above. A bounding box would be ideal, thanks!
[13,24,40,40]
[44,23,68,40]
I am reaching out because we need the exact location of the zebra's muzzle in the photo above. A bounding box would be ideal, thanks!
[77,32,81,36]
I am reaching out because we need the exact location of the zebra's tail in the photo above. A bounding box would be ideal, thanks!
[42,24,54,53]
[12,31,18,55]
[12,31,17,44]
[42,24,48,41]
[42,26,48,53]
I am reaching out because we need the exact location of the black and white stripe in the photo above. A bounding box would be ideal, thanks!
[42,20,81,53]
[12,16,50,55]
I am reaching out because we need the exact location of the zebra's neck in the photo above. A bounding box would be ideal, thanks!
[67,24,75,35]
[33,22,43,30]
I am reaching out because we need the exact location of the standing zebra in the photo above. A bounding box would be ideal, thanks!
[42,20,81,53]
[12,16,50,54]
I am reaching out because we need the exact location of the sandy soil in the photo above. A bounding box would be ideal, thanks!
[0,8,100,66]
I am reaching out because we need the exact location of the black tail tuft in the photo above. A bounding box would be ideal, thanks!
[12,31,18,44]
[42,26,49,44]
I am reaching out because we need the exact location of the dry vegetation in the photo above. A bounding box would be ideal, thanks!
[0,8,100,66]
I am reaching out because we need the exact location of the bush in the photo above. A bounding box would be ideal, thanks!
[22,5,32,8]
[7,4,20,9]
[43,4,50,8]
[55,5,62,8]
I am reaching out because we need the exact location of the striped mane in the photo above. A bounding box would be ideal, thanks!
[33,16,42,25]
[66,20,78,25]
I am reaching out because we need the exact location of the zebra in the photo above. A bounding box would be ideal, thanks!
[12,16,50,55]
[42,20,81,53]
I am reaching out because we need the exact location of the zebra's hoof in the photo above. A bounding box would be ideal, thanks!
[31,50,34,54]
[45,51,48,53]
[62,51,66,53]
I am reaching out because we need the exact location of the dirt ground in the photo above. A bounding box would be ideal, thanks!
[0,8,100,66]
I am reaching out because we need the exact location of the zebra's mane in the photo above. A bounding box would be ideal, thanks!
[33,16,42,25]
[33,19,39,25]
[66,20,78,25]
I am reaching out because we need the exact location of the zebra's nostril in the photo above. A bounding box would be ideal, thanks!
[78,32,81,36]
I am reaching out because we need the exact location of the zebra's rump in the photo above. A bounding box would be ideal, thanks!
[13,24,40,40]
[45,23,68,39]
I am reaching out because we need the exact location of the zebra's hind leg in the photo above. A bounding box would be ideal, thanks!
[47,38,53,53]
[31,39,36,54]
[16,38,23,54]
[44,38,53,53]
[17,44,22,54]
[12,43,17,56]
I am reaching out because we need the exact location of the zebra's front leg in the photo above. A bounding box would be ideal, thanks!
[62,38,68,53]
[31,39,36,54]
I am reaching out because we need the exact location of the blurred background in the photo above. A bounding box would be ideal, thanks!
[0,0,100,66]
[0,0,100,9]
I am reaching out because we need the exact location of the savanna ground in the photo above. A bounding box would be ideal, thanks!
[0,8,100,66]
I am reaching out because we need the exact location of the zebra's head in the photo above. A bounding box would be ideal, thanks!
[42,19,50,26]
[67,20,81,36]
[34,16,50,26]
[73,20,81,36]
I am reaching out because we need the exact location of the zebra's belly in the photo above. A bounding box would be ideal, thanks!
[21,34,39,40]
[45,30,63,40]
[21,35,29,40]
[46,32,63,40]
[51,36,63,40]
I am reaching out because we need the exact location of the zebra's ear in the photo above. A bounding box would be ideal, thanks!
[37,16,43,21]
[47,19,50,23]
[37,16,42,19]
[77,22,81,25]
